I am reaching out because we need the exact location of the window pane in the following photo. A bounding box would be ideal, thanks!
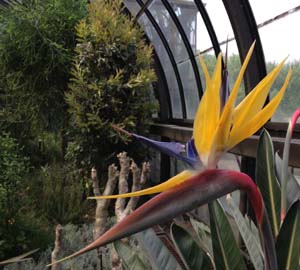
[200,0,244,103]
[169,0,198,54]
[204,0,239,57]
[178,60,199,118]
[149,0,188,64]
[124,1,183,118]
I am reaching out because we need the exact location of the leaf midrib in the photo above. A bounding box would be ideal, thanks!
[265,137,279,236]
[285,215,299,269]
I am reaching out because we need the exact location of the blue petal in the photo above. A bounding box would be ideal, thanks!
[186,139,199,160]
[132,134,198,168]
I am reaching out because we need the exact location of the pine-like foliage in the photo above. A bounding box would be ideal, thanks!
[66,0,157,172]
[0,0,87,136]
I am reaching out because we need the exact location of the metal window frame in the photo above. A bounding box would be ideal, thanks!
[161,0,203,100]
[136,0,187,118]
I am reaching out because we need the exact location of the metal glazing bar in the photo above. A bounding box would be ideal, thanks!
[152,49,173,120]
[161,0,203,99]
[124,4,172,118]
[194,0,221,58]
[222,0,267,93]
[136,0,187,118]
[134,0,154,22]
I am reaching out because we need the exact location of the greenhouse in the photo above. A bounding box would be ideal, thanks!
[0,0,300,269]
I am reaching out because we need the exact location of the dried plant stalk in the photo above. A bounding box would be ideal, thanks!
[51,224,63,270]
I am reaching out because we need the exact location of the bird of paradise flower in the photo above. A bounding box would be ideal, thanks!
[48,42,291,268]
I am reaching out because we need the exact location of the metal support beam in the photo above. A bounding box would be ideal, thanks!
[136,0,187,118]
[162,0,203,100]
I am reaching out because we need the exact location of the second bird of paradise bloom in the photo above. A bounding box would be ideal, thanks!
[48,42,292,267]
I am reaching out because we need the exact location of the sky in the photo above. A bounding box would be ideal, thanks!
[197,0,300,63]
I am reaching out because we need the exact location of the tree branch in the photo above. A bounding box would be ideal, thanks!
[115,152,130,222]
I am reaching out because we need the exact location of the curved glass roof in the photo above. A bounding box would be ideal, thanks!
[124,0,300,123]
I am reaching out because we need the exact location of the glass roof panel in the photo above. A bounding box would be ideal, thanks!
[124,0,183,118]
[138,16,184,119]
[123,0,139,15]
[203,0,239,57]
[178,60,199,119]
[148,0,188,64]
[126,0,206,119]
[199,1,243,102]
[195,11,215,54]
[168,0,198,55]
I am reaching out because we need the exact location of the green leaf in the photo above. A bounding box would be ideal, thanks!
[135,228,182,270]
[170,223,214,270]
[190,218,213,255]
[275,153,300,210]
[276,200,300,270]
[113,240,151,270]
[256,129,281,237]
[227,197,264,270]
[209,200,247,270]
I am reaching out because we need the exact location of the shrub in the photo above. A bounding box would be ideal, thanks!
[66,0,157,174]
[0,134,50,259]
[0,0,87,161]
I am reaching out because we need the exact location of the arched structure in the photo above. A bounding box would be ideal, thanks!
[123,0,300,179]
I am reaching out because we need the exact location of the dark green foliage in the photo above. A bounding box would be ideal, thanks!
[0,0,87,136]
[32,163,91,225]
[66,0,157,173]
[209,201,247,270]
[276,200,300,270]
[0,0,88,259]
[170,223,214,269]
[0,134,51,259]
[256,129,281,238]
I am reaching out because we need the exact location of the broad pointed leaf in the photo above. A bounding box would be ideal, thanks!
[135,228,182,270]
[256,129,281,237]
[189,218,213,254]
[209,200,247,270]
[276,200,300,270]
[48,169,264,266]
[113,240,151,270]
[170,223,214,270]
[227,197,264,270]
